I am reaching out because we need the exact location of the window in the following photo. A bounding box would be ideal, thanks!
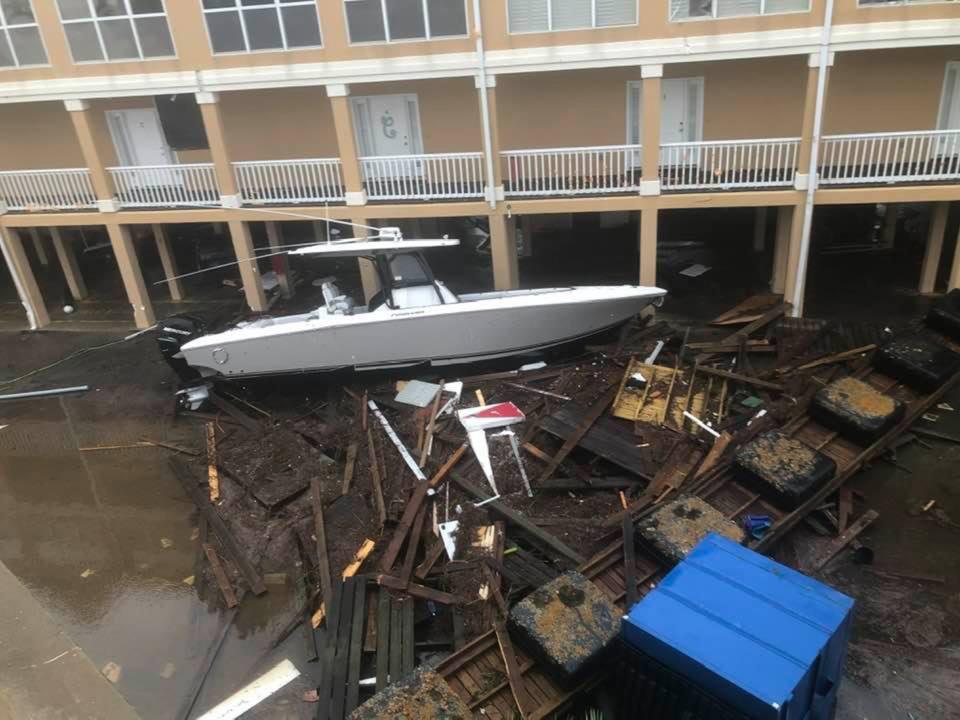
[669,0,808,20]
[344,0,467,43]
[56,0,174,62]
[202,0,321,54]
[0,0,47,67]
[507,0,636,33]
[859,0,955,5]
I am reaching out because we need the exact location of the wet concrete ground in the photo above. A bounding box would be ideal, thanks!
[1,305,959,718]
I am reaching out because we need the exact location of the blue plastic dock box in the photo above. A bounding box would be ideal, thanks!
[622,533,854,720]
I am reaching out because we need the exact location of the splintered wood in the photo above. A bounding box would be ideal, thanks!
[205,422,220,502]
[613,359,715,429]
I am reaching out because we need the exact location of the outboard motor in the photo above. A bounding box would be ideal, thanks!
[157,314,207,383]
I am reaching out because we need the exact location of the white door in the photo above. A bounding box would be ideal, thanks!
[937,63,960,156]
[352,94,424,177]
[626,78,704,166]
[106,109,177,187]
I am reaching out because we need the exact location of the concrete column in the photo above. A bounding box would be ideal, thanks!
[782,203,807,311]
[50,228,88,300]
[919,202,949,294]
[226,219,266,312]
[0,225,50,328]
[195,93,240,205]
[489,213,519,290]
[639,208,658,287]
[29,228,49,266]
[152,224,183,302]
[796,57,831,184]
[477,75,503,201]
[640,65,663,197]
[327,84,366,206]
[265,221,292,299]
[772,206,792,294]
[948,222,960,292]
[105,223,155,329]
[753,207,768,253]
[349,217,379,302]
[64,99,117,209]
[882,203,898,248]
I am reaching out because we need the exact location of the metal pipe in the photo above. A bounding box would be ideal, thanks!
[472,0,497,210]
[790,0,836,317]
[0,225,38,330]
[0,385,90,401]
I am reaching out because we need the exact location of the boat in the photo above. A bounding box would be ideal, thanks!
[158,231,666,383]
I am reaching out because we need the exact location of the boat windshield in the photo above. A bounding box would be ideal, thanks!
[389,254,431,287]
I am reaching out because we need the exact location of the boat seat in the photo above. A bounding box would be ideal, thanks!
[321,279,355,316]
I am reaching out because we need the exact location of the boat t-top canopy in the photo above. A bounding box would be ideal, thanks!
[290,237,460,258]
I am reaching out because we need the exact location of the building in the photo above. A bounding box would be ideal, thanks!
[0,0,958,330]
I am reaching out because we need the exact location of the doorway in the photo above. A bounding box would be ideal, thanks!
[351,94,424,177]
[627,78,705,164]
[106,108,178,188]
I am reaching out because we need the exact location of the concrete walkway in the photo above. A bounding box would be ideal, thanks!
[0,560,140,720]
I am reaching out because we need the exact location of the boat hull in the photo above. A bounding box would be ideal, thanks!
[181,288,662,378]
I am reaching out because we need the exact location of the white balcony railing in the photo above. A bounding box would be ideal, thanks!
[0,168,97,211]
[108,164,220,208]
[234,158,344,204]
[660,138,801,191]
[819,130,960,185]
[503,145,643,197]
[360,153,485,200]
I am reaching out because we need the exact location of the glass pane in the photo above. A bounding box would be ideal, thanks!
[550,0,591,29]
[763,0,807,12]
[280,4,321,47]
[9,25,45,63]
[203,0,236,8]
[508,0,548,32]
[596,0,636,26]
[243,6,282,49]
[345,0,385,42]
[135,15,173,55]
[0,32,14,65]
[1,0,35,24]
[241,0,273,5]
[58,0,92,20]
[100,17,138,58]
[716,0,760,16]
[64,21,104,60]
[94,0,126,17]
[386,0,425,40]
[206,9,245,52]
[427,0,466,36]
[130,0,164,13]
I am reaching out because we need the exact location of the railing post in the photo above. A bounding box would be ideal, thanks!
[640,65,663,197]
[0,224,50,329]
[64,99,119,213]
[195,92,237,208]
[327,84,367,207]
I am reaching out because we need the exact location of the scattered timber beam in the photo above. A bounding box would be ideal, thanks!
[310,478,333,605]
[176,601,241,720]
[170,458,266,595]
[203,543,239,608]
[539,476,643,491]
[449,471,584,565]
[623,516,638,607]
[778,344,877,375]
[341,442,358,495]
[694,366,784,392]
[376,574,456,604]
[206,422,220,503]
[837,488,852,533]
[311,539,374,629]
[399,505,428,586]
[415,540,446,581]
[503,382,571,401]
[208,392,260,433]
[494,623,536,720]
[693,432,732,480]
[535,385,618,486]
[367,427,387,525]
[803,510,879,572]
[721,302,790,343]
[912,427,960,444]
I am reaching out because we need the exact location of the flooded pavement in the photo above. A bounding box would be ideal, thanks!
[0,331,314,720]
[1,324,960,719]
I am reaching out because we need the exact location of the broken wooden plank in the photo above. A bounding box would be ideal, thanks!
[721,302,790,343]
[778,344,877,375]
[341,442,358,496]
[503,382,571,402]
[693,432,732,481]
[710,294,783,326]
[208,392,260,433]
[803,510,879,572]
[694,365,784,392]
[206,422,220,503]
[419,381,444,467]
[399,505,428,586]
[376,574,456,604]
[538,476,644,491]
[202,542,238,608]
[367,427,387,525]
[311,539,374,629]
[837,488,852,533]
[494,623,536,720]
[622,516,638,607]
[170,458,266,595]
[535,385,618,486]
[414,540,446,581]
[310,478,333,606]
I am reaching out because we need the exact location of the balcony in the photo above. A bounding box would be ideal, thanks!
[819,130,960,186]
[0,169,97,211]
[360,153,486,201]
[235,159,344,205]
[659,139,801,191]
[108,164,221,208]
[502,145,643,197]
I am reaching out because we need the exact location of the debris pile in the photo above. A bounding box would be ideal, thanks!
[166,292,960,719]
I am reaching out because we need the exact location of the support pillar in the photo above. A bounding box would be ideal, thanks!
[226,219,266,312]
[29,228,49,266]
[796,57,831,189]
[64,99,117,210]
[195,92,240,207]
[327,85,367,207]
[639,208,658,287]
[476,75,503,203]
[490,213,519,290]
[753,207,768,253]
[771,206,792,295]
[265,221,293,299]
[640,65,663,197]
[349,217,379,302]
[105,223,155,329]
[948,222,960,292]
[0,225,50,328]
[50,228,88,301]
[882,203,898,248]
[920,202,949,294]
[152,224,183,302]
[782,203,806,310]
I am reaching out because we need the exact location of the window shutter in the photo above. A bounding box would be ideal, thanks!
[716,0,761,16]
[508,0,548,32]
[627,82,642,145]
[596,0,636,26]
[550,0,591,29]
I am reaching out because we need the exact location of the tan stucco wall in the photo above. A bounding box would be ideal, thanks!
[0,102,84,169]
[823,47,957,134]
